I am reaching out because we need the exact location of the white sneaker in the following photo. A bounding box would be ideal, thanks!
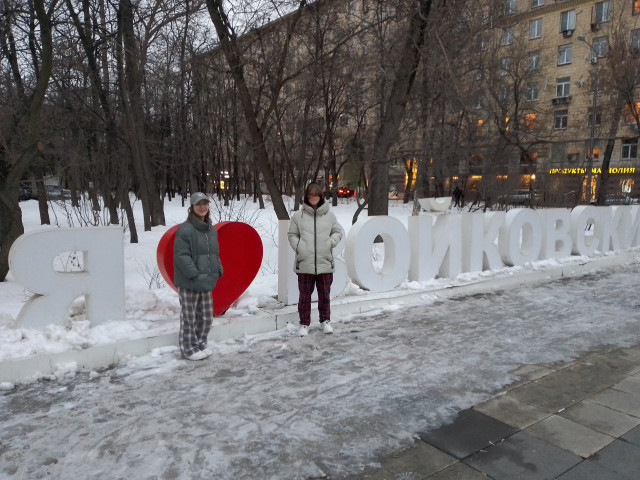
[322,321,334,334]
[200,348,213,359]
[299,325,309,337]
[187,350,211,360]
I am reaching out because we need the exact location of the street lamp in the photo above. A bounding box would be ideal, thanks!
[577,35,598,204]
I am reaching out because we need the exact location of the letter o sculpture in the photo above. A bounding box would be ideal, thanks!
[345,216,410,292]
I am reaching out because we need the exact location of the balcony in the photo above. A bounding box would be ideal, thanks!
[551,96,571,106]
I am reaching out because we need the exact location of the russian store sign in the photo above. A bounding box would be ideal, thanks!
[549,167,636,175]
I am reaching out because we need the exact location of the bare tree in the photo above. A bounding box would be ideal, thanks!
[0,0,59,281]
[367,0,431,216]
[592,9,640,205]
[205,0,313,220]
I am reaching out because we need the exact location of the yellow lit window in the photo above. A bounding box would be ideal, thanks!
[524,113,538,130]
[634,0,640,15]
[477,119,484,136]
[587,148,600,159]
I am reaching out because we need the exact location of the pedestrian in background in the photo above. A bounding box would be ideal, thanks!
[174,192,224,360]
[288,182,344,336]
[453,185,463,208]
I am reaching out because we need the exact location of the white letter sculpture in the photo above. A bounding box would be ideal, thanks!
[499,209,543,266]
[539,208,572,260]
[346,216,410,291]
[571,206,602,256]
[277,220,348,305]
[8,227,125,329]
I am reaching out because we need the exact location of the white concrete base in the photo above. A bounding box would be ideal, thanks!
[1,251,638,384]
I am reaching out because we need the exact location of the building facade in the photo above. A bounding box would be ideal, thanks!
[195,0,640,205]
[472,0,640,204]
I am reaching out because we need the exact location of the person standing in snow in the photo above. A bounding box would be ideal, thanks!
[288,182,344,337]
[452,185,463,208]
[173,192,223,360]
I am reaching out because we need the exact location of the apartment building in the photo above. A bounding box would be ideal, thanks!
[195,0,640,204]
[475,0,640,204]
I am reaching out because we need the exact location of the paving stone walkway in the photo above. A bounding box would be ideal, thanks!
[346,343,640,479]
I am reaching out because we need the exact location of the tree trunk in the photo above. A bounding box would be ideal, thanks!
[0,0,56,281]
[118,0,165,230]
[595,93,625,206]
[368,0,432,216]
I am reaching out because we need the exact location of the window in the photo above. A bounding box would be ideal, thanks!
[557,44,572,65]
[476,119,485,136]
[588,108,602,127]
[504,0,516,14]
[595,1,611,23]
[339,114,352,127]
[524,113,538,130]
[632,29,640,53]
[593,36,609,57]
[556,77,571,97]
[561,10,576,31]
[528,51,541,71]
[500,57,512,75]
[499,87,511,104]
[501,27,514,46]
[554,110,569,129]
[530,19,542,39]
[622,139,638,159]
[526,82,539,101]
[532,0,544,7]
[634,0,640,15]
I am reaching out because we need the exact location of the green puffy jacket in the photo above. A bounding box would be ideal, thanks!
[173,214,223,291]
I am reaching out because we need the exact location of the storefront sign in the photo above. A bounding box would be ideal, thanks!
[549,167,636,175]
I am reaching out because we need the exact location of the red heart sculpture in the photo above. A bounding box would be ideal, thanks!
[156,221,263,315]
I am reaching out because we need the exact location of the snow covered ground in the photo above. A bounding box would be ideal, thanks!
[1,262,639,479]
[0,195,637,377]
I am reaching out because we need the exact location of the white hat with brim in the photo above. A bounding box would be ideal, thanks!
[190,192,210,205]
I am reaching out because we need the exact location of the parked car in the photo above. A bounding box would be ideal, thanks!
[604,194,633,205]
[336,186,354,198]
[43,185,71,200]
[499,189,540,205]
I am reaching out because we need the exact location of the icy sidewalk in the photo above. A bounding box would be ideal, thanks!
[1,261,640,479]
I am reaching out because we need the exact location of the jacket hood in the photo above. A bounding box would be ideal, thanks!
[301,201,330,216]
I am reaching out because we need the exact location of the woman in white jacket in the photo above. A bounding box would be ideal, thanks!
[288,182,344,336]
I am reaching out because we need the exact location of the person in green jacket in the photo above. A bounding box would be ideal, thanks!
[173,192,223,360]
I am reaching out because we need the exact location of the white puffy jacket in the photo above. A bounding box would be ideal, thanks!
[288,201,344,274]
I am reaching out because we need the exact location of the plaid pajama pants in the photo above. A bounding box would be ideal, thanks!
[178,287,214,357]
[297,273,333,326]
